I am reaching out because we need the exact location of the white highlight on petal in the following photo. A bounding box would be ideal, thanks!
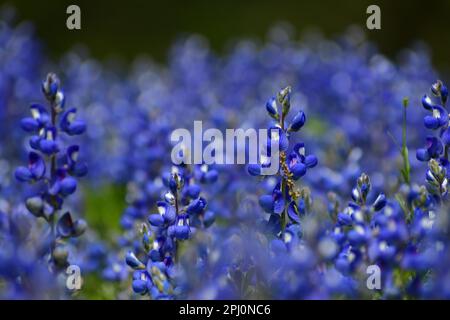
[379,241,388,252]
[68,112,76,123]
[354,210,364,222]
[164,192,175,203]
[387,220,397,232]
[355,225,365,235]
[298,147,305,156]
[31,108,40,119]
[421,217,434,230]
[433,108,440,119]
[384,206,393,217]
[171,166,179,174]
[71,151,79,162]
[284,232,292,244]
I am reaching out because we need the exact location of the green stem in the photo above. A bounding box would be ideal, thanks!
[49,102,58,265]
[279,109,287,232]
[174,185,181,262]
[174,190,179,216]
[401,98,411,185]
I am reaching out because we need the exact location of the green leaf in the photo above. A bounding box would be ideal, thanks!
[83,184,127,239]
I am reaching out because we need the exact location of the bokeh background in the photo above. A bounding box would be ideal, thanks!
[2,0,450,299]
[6,0,450,71]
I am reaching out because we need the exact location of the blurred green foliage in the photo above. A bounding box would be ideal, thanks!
[4,0,450,71]
[79,274,128,300]
[84,184,126,239]
[81,184,128,299]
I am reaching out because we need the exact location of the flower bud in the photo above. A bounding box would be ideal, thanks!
[288,111,306,132]
[52,245,69,268]
[277,86,291,115]
[25,196,44,217]
[42,73,60,100]
[265,97,279,120]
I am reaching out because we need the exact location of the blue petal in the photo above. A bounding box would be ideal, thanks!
[203,211,215,227]
[28,152,46,179]
[187,197,207,214]
[57,212,75,238]
[293,142,305,157]
[289,111,306,131]
[422,95,434,110]
[266,97,278,116]
[434,105,449,127]
[247,164,262,176]
[60,108,86,135]
[125,251,145,269]
[14,167,32,182]
[290,162,307,180]
[159,202,176,224]
[73,162,88,177]
[424,116,439,129]
[120,215,133,230]
[39,139,59,155]
[66,145,79,165]
[267,214,281,234]
[441,84,449,103]
[148,214,165,226]
[337,213,353,226]
[149,249,161,262]
[273,196,285,215]
[60,177,77,196]
[186,184,201,198]
[372,193,387,211]
[270,239,287,253]
[124,206,140,219]
[132,279,148,294]
[49,181,61,196]
[29,136,41,150]
[348,228,368,246]
[67,121,86,135]
[267,127,289,152]
[204,170,218,183]
[30,103,49,123]
[426,136,443,158]
[259,194,274,213]
[442,128,450,146]
[169,225,190,240]
[278,129,289,152]
[20,118,39,132]
[304,155,318,168]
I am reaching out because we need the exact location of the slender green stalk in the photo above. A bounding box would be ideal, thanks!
[400,98,411,185]
[49,104,57,263]
[279,110,287,232]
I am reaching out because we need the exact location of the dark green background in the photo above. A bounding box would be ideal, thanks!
[4,0,450,70]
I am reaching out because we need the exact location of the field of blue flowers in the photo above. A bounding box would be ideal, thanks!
[1,10,450,300]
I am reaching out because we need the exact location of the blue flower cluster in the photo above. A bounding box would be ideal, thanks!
[248,87,317,233]
[0,200,59,298]
[0,10,42,198]
[3,12,450,300]
[416,81,450,199]
[125,164,217,298]
[327,172,439,298]
[14,73,87,271]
